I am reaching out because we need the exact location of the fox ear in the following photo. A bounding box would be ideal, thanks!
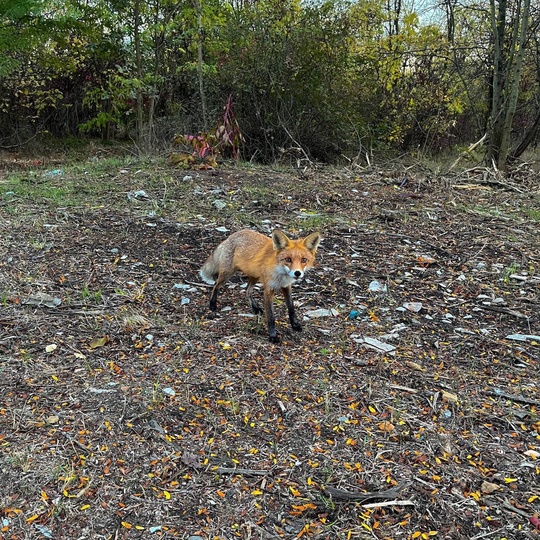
[272,229,290,251]
[303,232,321,252]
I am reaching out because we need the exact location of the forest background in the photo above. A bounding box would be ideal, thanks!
[0,0,539,171]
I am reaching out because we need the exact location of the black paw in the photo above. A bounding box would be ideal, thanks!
[269,334,281,344]
[251,304,264,315]
[291,321,303,332]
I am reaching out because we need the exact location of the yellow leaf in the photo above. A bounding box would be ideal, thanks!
[251,490,263,496]
[80,504,90,510]
[121,521,132,529]
[26,515,39,523]
[504,477,518,483]
[289,486,301,497]
[163,490,171,499]
[89,336,109,349]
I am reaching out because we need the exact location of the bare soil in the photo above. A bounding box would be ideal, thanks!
[0,155,539,540]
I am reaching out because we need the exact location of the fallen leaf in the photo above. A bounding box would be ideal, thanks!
[480,481,499,494]
[89,336,110,349]
[378,421,395,432]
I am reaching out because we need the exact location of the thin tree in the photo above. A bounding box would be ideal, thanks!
[486,0,531,170]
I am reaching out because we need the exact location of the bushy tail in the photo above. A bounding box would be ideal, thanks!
[200,254,218,285]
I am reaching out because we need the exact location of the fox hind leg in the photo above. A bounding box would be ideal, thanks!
[263,288,280,343]
[208,270,234,311]
[246,278,263,315]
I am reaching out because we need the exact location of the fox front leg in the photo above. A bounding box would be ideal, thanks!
[282,286,302,332]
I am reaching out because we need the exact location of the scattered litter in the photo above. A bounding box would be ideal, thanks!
[212,200,227,210]
[303,308,340,319]
[351,335,396,353]
[368,280,387,293]
[22,292,61,308]
[173,283,191,290]
[216,226,229,233]
[43,169,64,177]
[128,190,150,201]
[162,387,176,397]
[183,175,193,181]
[87,387,117,394]
[506,334,540,342]
[402,302,423,313]
[348,310,361,320]
[441,390,458,403]
[145,334,154,341]
[181,297,190,305]
[149,526,163,534]
[34,524,53,538]
[45,344,57,353]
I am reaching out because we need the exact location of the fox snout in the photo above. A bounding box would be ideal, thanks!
[289,269,304,280]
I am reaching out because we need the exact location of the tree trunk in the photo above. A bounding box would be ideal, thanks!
[194,0,208,130]
[134,0,145,145]
[486,0,531,171]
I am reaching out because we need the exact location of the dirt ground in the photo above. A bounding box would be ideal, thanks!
[0,154,539,540]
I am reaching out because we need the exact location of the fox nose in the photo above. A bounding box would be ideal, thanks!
[294,270,302,279]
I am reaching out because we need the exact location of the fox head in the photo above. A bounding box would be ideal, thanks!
[272,230,321,281]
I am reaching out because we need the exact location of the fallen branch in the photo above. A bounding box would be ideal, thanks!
[215,467,269,476]
[321,481,410,502]
[486,389,540,407]
[477,305,529,319]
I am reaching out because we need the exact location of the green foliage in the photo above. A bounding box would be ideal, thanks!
[0,0,538,162]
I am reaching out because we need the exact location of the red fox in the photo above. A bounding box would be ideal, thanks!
[200,229,321,343]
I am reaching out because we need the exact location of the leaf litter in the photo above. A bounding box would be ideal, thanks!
[0,158,539,539]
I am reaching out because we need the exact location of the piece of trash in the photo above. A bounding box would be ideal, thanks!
[402,302,423,313]
[183,175,193,182]
[43,169,64,177]
[368,280,387,293]
[22,292,61,308]
[181,297,190,305]
[35,524,53,538]
[304,308,340,319]
[351,335,396,353]
[441,390,458,403]
[45,344,57,353]
[173,283,191,290]
[145,334,154,341]
[216,226,229,233]
[348,310,360,320]
[162,388,176,397]
[127,190,149,201]
[506,334,540,342]
[212,200,227,210]
[524,450,540,459]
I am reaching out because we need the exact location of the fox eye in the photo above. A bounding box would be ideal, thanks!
[301,258,308,264]
[284,257,292,263]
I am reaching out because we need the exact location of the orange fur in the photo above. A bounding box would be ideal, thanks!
[200,229,321,343]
